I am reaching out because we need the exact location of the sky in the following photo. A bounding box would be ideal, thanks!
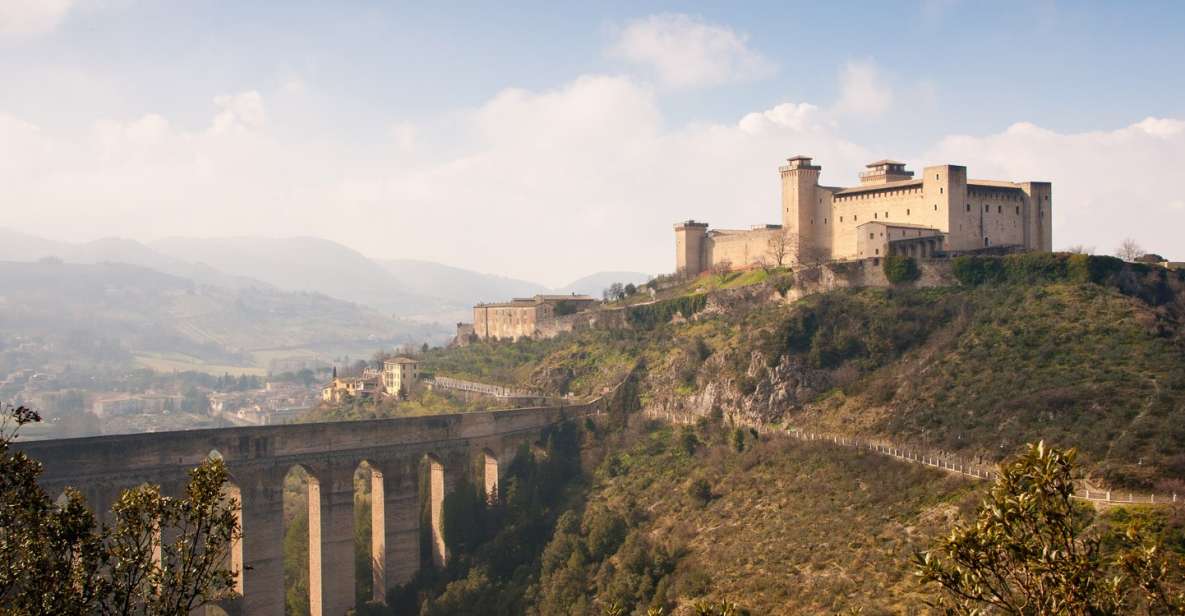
[1,1,1184,286]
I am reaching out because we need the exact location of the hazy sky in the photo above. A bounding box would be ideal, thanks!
[2,1,1183,286]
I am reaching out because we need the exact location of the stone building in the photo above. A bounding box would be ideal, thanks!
[469,294,597,341]
[382,357,419,398]
[320,374,380,403]
[675,156,1052,275]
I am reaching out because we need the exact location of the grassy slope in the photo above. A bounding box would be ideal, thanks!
[421,268,1185,488]
[791,283,1185,490]
[583,426,973,614]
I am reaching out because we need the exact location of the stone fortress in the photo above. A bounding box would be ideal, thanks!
[675,156,1052,275]
[455,294,604,343]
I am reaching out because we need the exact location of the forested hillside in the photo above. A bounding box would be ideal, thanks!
[422,254,1185,488]
[295,254,1185,615]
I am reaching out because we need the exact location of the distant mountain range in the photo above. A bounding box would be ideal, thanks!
[0,228,651,317]
[0,260,439,371]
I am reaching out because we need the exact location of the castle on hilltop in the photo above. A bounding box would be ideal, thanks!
[675,157,1052,276]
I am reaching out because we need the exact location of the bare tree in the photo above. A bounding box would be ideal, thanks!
[1064,245,1094,255]
[1116,238,1144,261]
[709,259,732,283]
[766,231,795,269]
[798,245,830,268]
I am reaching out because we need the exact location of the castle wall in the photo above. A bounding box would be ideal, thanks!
[966,186,1027,249]
[472,304,542,340]
[828,185,926,260]
[704,228,782,270]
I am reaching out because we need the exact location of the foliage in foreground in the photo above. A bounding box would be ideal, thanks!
[0,404,240,615]
[917,442,1185,615]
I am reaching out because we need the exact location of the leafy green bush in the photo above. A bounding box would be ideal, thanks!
[883,255,920,284]
[584,507,628,559]
[627,294,708,329]
[952,256,1005,286]
[679,428,701,455]
[769,272,795,297]
[732,428,746,452]
[955,253,1130,287]
[1002,252,1069,283]
[688,477,712,505]
[1067,253,1125,284]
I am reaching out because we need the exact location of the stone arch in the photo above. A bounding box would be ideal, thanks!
[481,448,499,505]
[354,459,386,606]
[282,464,323,616]
[422,453,446,568]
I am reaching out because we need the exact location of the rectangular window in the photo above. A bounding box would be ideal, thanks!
[997,205,1002,214]
[875,248,880,255]
[869,233,875,239]
[984,205,989,213]
[906,209,910,215]
[1016,206,1020,215]
[884,211,888,218]
[966,203,970,212]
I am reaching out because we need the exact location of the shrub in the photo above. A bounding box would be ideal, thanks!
[584,508,627,559]
[1002,252,1067,283]
[688,477,712,505]
[769,272,795,297]
[627,294,708,329]
[1068,254,1125,284]
[883,255,920,284]
[679,428,701,456]
[952,256,1005,286]
[732,428,746,452]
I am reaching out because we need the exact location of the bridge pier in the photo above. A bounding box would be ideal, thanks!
[239,468,286,616]
[378,455,422,590]
[317,463,359,616]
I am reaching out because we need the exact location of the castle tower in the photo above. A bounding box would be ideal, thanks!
[779,155,820,261]
[673,221,709,276]
[1018,182,1053,251]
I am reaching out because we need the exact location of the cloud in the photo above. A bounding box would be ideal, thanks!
[608,13,775,88]
[2,73,1182,285]
[211,91,267,133]
[834,60,893,117]
[929,117,1185,256]
[0,0,74,37]
[738,102,823,134]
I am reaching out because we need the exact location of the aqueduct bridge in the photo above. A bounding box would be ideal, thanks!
[15,403,597,615]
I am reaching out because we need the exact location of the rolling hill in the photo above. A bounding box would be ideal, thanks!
[0,260,442,373]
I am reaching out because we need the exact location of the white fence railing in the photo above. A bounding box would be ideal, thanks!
[429,376,539,399]
[786,428,1180,506]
